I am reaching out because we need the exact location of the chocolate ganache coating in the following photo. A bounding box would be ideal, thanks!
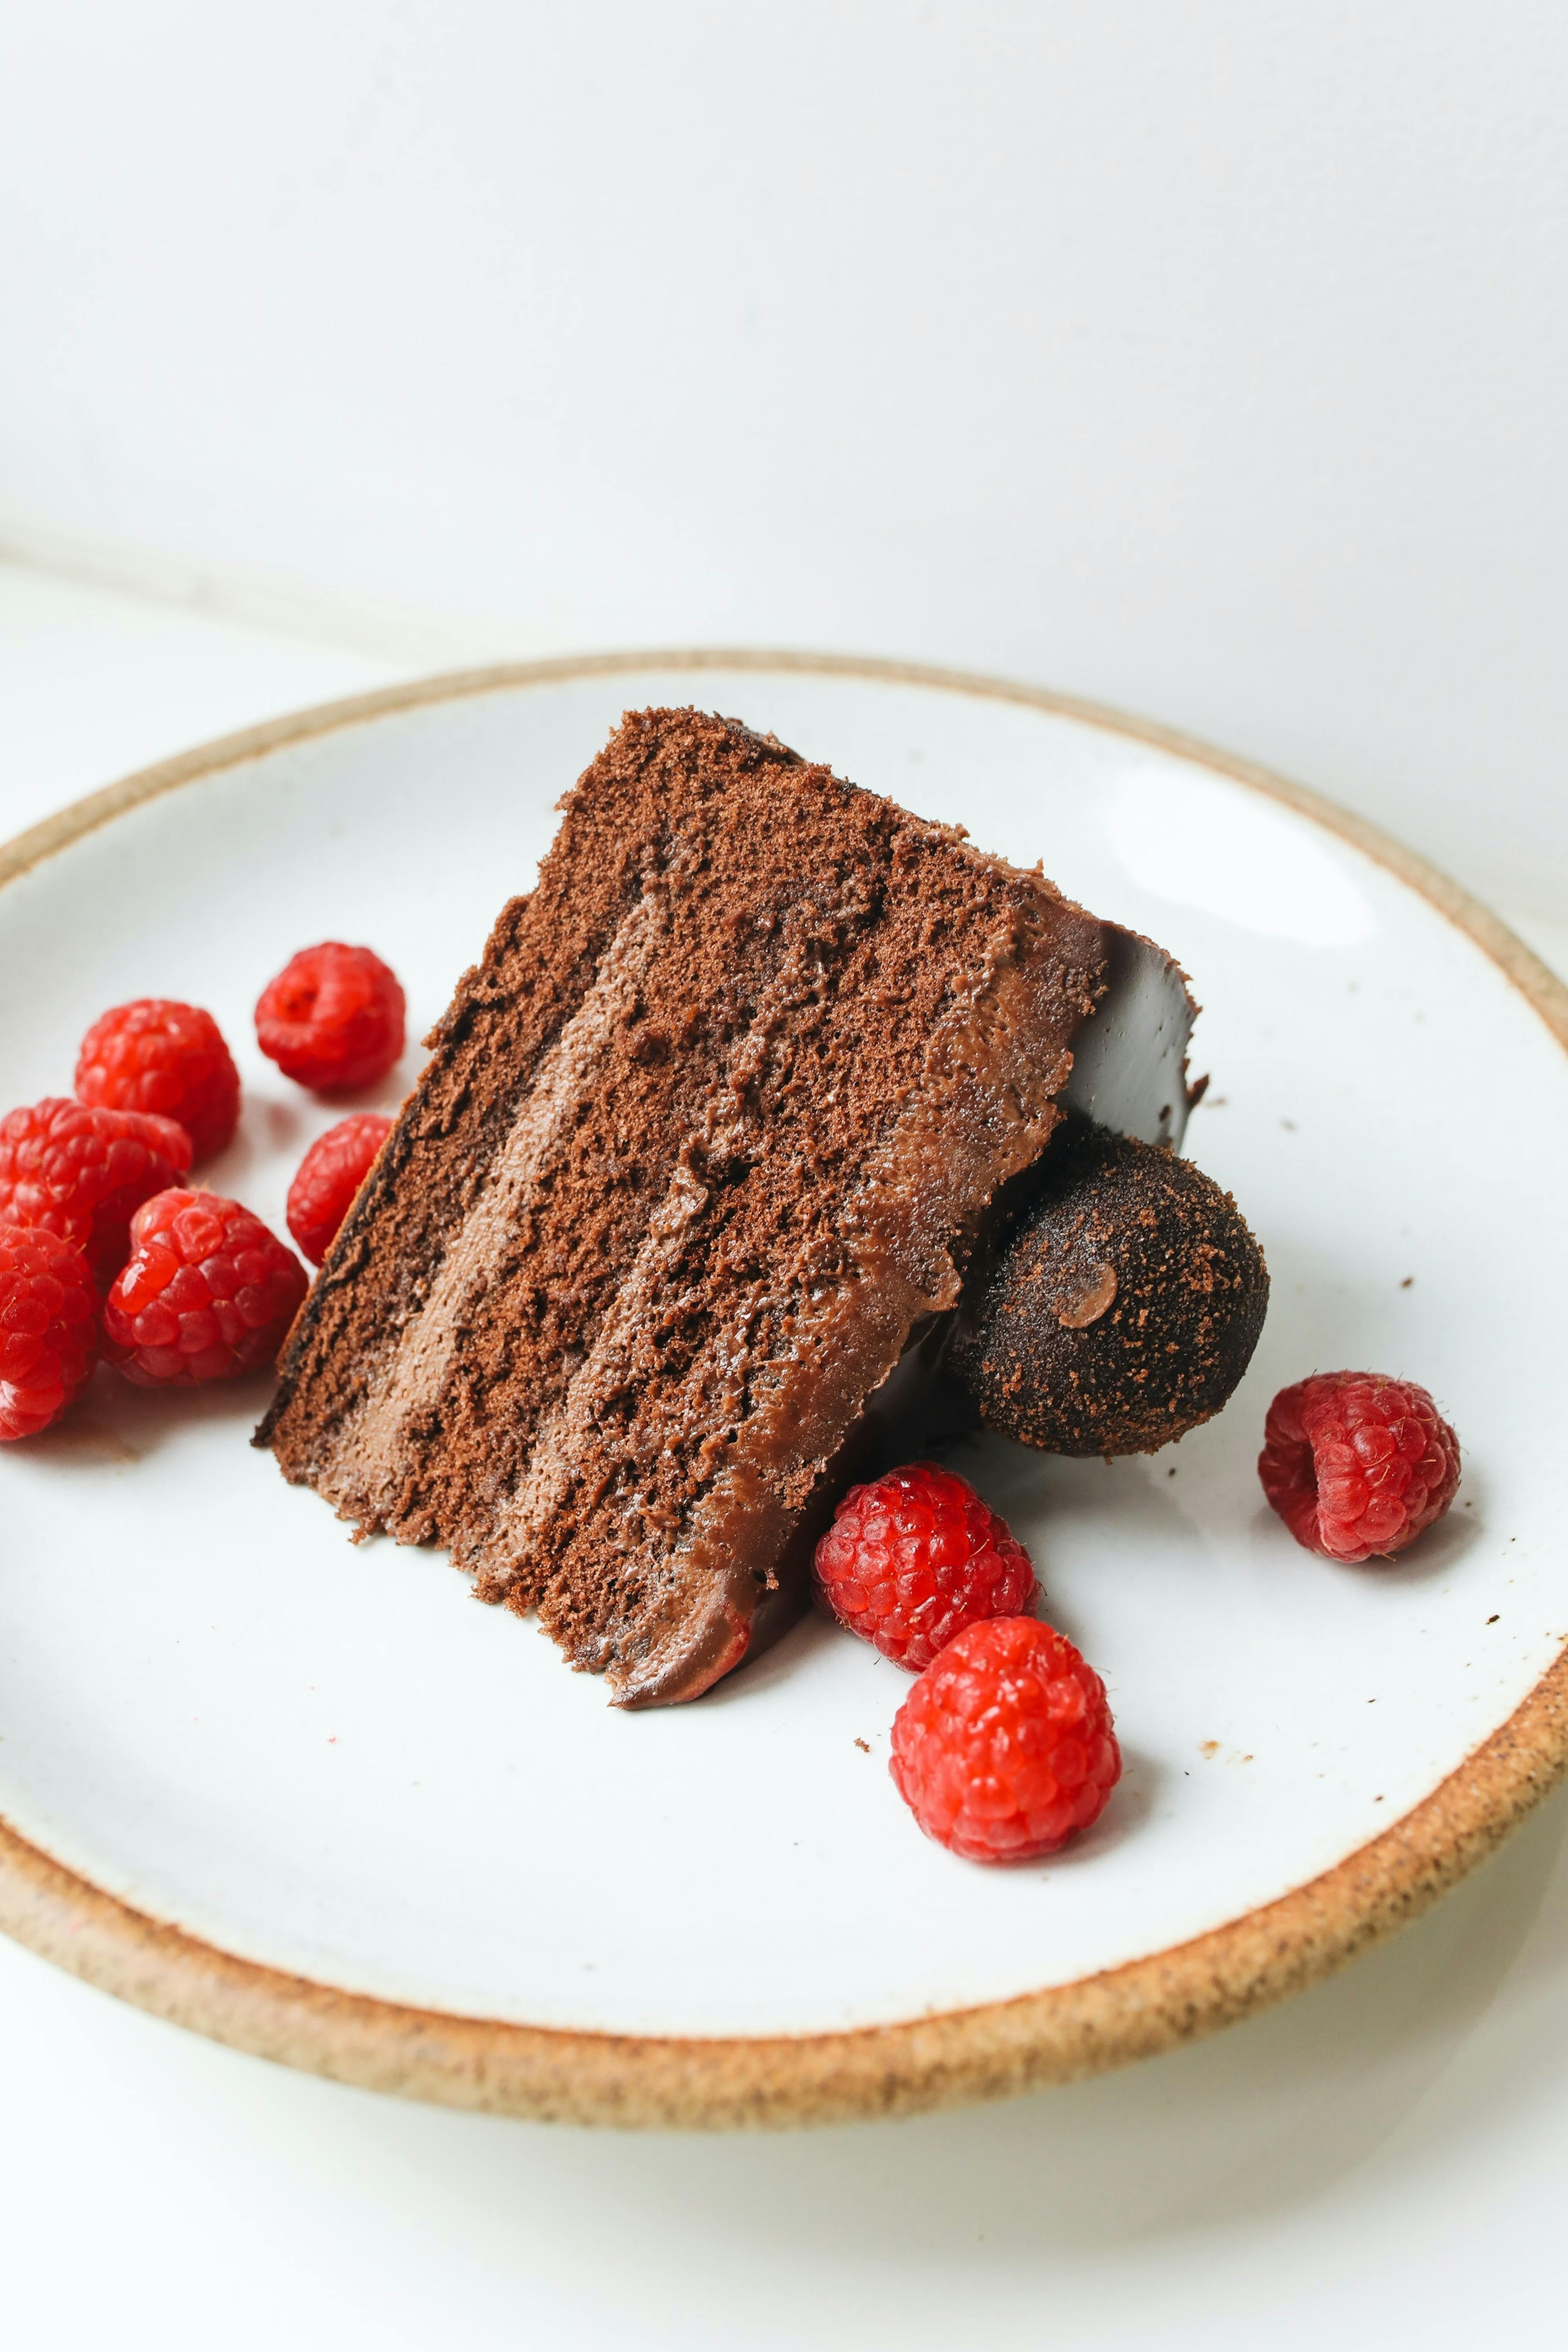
[949,1125,1269,1456]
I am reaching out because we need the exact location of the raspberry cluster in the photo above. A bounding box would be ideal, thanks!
[824,1368,1460,1863]
[815,1461,1120,1862]
[0,940,403,1438]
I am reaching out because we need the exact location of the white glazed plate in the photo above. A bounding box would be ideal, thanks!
[1,655,1565,2127]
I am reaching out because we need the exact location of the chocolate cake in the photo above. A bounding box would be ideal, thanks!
[259,709,1194,1705]
[949,1125,1269,1455]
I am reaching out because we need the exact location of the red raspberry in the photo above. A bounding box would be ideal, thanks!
[0,1097,194,1292]
[255,942,405,1094]
[75,998,241,1162]
[0,1224,100,1439]
[103,1189,307,1385]
[287,1112,392,1265]
[889,1617,1121,1862]
[814,1462,1038,1670]
[1259,1370,1461,1563]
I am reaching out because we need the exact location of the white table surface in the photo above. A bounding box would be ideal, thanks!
[3,559,1566,2352]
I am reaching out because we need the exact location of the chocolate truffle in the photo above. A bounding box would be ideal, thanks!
[950,1126,1268,1456]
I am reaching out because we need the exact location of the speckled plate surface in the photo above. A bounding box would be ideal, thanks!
[1,654,1565,2127]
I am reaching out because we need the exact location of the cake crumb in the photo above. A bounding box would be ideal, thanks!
[854,1737,871,1753]
[1199,1740,1220,1758]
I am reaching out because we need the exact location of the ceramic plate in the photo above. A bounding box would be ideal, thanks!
[2,655,1565,2128]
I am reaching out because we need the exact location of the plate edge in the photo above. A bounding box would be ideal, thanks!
[2,1660,1562,2128]
[2,648,1564,1052]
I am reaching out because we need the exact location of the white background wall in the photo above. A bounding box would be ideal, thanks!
[2,1,1564,918]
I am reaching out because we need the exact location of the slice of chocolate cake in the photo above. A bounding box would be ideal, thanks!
[259,708,1191,1706]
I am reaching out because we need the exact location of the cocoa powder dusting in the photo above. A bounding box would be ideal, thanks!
[950,1124,1269,1457]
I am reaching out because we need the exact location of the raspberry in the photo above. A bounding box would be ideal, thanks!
[287,1112,392,1265]
[814,1462,1038,1670]
[103,1189,308,1385]
[0,1097,194,1292]
[255,942,405,1094]
[1259,1370,1461,1563]
[0,1224,100,1439]
[889,1617,1121,1862]
[75,998,241,1162]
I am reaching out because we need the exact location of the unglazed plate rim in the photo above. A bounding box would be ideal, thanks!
[2,648,1565,2130]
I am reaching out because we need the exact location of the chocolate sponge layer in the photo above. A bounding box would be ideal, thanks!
[259,709,1108,1703]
